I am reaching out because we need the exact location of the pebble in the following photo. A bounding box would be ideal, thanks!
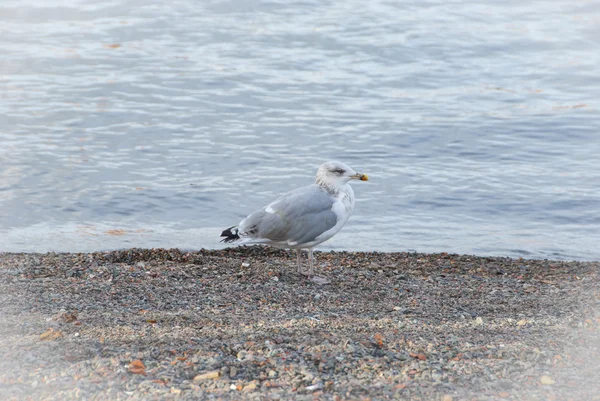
[305,383,323,392]
[193,370,220,381]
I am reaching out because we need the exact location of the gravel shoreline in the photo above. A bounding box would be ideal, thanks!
[1,248,599,400]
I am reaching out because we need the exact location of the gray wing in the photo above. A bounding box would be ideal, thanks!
[239,184,338,244]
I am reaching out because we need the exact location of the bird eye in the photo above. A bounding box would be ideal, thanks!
[333,168,345,174]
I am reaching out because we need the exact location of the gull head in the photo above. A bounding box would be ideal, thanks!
[315,161,368,189]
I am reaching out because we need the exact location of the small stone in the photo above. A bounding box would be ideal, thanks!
[136,262,146,268]
[473,317,484,326]
[305,383,323,392]
[442,395,453,401]
[170,387,181,394]
[540,375,555,385]
[242,382,257,392]
[409,352,427,361]
[229,366,238,378]
[268,370,277,378]
[241,262,250,268]
[65,269,80,278]
[193,370,220,381]
[271,276,279,281]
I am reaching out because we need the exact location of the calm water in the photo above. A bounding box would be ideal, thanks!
[1,0,599,260]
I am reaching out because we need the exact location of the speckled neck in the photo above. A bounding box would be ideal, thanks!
[315,178,341,195]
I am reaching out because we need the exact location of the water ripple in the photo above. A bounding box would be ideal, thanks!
[1,0,599,259]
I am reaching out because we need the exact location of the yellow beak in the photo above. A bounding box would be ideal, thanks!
[351,173,369,181]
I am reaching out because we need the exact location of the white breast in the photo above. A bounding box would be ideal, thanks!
[307,185,355,247]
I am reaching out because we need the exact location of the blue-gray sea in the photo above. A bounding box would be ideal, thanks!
[1,0,599,260]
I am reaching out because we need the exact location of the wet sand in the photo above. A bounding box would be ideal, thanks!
[0,248,599,400]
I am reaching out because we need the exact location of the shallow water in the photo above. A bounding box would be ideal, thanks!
[1,0,599,260]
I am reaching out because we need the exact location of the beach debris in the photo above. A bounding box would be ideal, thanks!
[39,328,63,341]
[540,375,555,385]
[105,229,126,235]
[128,360,146,375]
[61,311,78,323]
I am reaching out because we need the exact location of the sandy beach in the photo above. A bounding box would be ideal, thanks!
[0,247,599,400]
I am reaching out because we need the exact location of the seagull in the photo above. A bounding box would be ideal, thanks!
[220,161,368,284]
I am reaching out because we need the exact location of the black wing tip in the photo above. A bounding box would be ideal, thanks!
[220,226,240,243]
